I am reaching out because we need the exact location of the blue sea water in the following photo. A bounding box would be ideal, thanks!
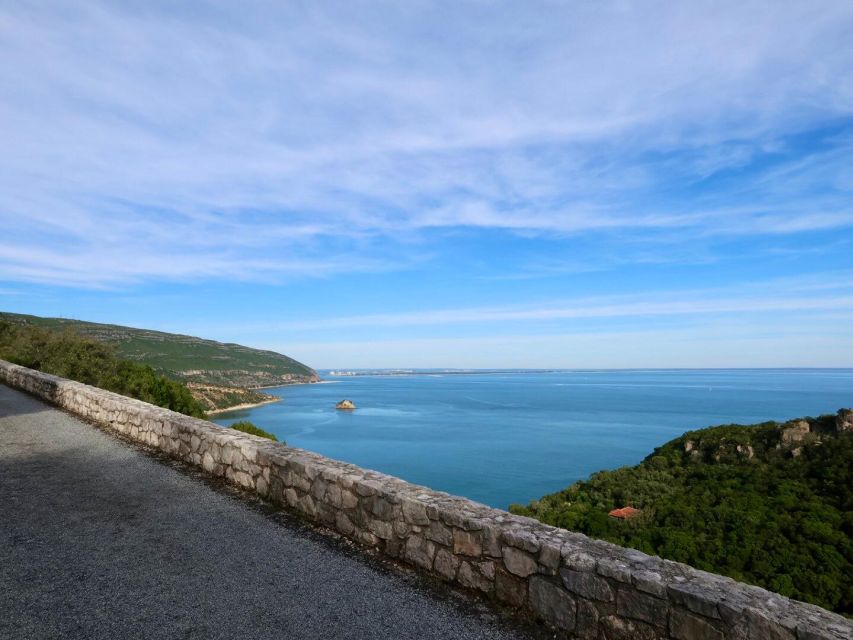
[212,369,853,509]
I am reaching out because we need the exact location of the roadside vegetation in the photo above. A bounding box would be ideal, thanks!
[510,415,852,615]
[228,420,280,442]
[0,321,207,418]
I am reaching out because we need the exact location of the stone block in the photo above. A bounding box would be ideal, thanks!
[256,475,268,497]
[671,609,723,640]
[367,518,394,540]
[481,523,503,558]
[202,451,215,473]
[562,548,597,572]
[404,536,436,571]
[317,502,336,526]
[575,599,600,639]
[326,483,342,508]
[458,561,492,593]
[667,581,721,619]
[726,608,797,640]
[335,511,355,536]
[356,529,379,547]
[633,570,667,598]
[401,499,430,525]
[495,568,527,607]
[434,549,460,580]
[502,546,538,578]
[529,576,576,631]
[354,481,378,497]
[426,521,453,546]
[298,493,317,518]
[502,528,540,553]
[439,509,466,529]
[341,489,359,509]
[369,496,396,520]
[561,568,614,602]
[797,626,853,640]
[600,615,658,640]
[538,541,561,573]
[597,558,632,583]
[616,588,668,627]
[284,488,298,507]
[453,529,482,557]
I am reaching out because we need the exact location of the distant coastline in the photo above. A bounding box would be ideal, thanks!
[255,379,337,390]
[323,367,853,378]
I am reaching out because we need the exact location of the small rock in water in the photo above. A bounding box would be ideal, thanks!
[335,399,356,410]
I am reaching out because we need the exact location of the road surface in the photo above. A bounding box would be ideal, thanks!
[0,384,543,640]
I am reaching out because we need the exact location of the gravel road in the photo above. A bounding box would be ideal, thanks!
[0,384,544,640]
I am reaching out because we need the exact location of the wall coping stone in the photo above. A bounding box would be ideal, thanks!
[1,359,850,640]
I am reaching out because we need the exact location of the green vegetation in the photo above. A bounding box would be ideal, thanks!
[0,320,284,443]
[0,312,318,387]
[187,383,279,413]
[0,321,207,418]
[229,420,279,442]
[510,414,853,615]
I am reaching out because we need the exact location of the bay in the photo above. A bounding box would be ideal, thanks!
[212,369,853,509]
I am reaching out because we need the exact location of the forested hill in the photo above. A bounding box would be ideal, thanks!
[0,312,318,388]
[510,411,853,615]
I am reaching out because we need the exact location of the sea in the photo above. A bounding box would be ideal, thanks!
[211,369,853,509]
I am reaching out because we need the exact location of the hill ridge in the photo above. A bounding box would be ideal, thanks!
[0,311,319,396]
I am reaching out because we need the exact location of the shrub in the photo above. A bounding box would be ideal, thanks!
[0,320,207,418]
[229,420,280,442]
[510,418,853,615]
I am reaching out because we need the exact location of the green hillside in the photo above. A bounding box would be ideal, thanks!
[0,312,318,388]
[0,320,207,418]
[510,411,853,615]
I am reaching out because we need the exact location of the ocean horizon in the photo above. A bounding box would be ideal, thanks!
[213,368,853,509]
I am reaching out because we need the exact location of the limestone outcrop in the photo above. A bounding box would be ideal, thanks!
[780,420,810,444]
[336,399,356,410]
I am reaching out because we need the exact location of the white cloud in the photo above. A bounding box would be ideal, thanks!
[194,272,853,335]
[2,1,853,286]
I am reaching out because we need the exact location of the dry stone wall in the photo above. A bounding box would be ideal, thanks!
[2,360,850,640]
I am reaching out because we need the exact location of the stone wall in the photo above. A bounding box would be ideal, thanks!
[1,360,850,640]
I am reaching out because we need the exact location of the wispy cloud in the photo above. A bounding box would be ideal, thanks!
[266,294,853,331]
[274,324,853,369]
[199,272,853,334]
[3,1,853,286]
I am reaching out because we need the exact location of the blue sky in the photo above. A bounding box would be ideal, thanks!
[2,1,853,368]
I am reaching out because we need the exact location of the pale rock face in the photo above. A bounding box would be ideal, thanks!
[735,444,754,459]
[780,420,810,444]
[837,409,853,432]
[335,399,356,410]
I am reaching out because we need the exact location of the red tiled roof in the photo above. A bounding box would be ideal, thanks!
[608,506,641,520]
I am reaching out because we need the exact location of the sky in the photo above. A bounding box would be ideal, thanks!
[2,1,853,368]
